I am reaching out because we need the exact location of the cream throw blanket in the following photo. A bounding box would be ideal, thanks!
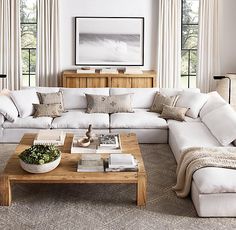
[173,147,236,198]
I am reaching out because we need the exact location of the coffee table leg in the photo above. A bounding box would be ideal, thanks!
[137,174,147,206]
[0,175,11,206]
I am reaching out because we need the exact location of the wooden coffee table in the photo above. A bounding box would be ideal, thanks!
[0,133,147,206]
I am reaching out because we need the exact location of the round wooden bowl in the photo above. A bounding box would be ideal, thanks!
[19,155,61,174]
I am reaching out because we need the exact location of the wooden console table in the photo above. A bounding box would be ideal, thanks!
[62,70,156,88]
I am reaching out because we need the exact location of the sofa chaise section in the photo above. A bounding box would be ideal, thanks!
[168,93,236,217]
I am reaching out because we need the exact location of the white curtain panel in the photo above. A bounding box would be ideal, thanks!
[157,0,181,88]
[0,0,21,90]
[36,0,60,87]
[197,0,220,93]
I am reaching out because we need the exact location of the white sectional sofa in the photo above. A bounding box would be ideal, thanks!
[1,87,236,217]
[0,87,199,143]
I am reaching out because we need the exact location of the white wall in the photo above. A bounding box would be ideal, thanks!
[59,0,158,71]
[219,0,236,74]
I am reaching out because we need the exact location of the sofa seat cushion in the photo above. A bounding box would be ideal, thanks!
[193,167,236,194]
[168,121,228,163]
[51,109,109,129]
[3,116,52,129]
[110,109,168,129]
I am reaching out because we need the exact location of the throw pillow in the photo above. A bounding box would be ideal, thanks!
[0,95,18,122]
[159,105,188,121]
[199,91,227,119]
[149,93,179,113]
[10,88,39,118]
[33,104,62,118]
[175,91,208,118]
[37,91,65,112]
[202,104,236,146]
[86,94,133,114]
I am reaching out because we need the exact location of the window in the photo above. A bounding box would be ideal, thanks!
[181,0,199,88]
[20,0,37,87]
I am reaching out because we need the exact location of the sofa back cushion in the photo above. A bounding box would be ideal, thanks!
[110,88,200,109]
[86,94,133,113]
[159,88,200,96]
[202,104,236,146]
[10,88,39,118]
[24,87,60,93]
[61,88,109,110]
[175,91,208,118]
[200,91,227,119]
[110,88,159,109]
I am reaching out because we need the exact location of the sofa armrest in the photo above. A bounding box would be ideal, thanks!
[0,113,5,126]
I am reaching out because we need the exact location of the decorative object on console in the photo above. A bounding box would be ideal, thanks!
[100,68,118,74]
[75,17,144,66]
[159,105,188,122]
[76,68,96,74]
[19,145,61,173]
[85,94,133,114]
[150,93,179,113]
[125,67,143,75]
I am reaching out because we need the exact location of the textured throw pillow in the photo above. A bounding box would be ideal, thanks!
[202,104,236,146]
[37,91,65,112]
[33,104,62,118]
[86,94,133,114]
[159,105,188,121]
[150,93,179,113]
[10,88,39,118]
[175,91,208,118]
[0,95,18,122]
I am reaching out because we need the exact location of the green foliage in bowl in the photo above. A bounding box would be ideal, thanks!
[19,145,61,165]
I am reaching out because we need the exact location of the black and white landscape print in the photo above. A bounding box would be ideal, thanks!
[75,17,144,66]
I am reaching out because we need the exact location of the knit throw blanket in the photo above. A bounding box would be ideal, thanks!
[173,147,236,198]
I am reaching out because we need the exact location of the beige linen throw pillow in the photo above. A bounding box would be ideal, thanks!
[86,94,133,114]
[150,93,179,113]
[33,104,62,118]
[37,91,65,112]
[159,105,188,121]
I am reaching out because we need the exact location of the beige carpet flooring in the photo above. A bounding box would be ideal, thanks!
[0,144,236,230]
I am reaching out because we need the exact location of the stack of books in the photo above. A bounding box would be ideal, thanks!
[77,154,104,172]
[105,154,138,172]
[33,130,65,146]
[97,134,121,153]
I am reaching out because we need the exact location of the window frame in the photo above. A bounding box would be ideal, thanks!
[181,0,199,88]
[20,1,37,87]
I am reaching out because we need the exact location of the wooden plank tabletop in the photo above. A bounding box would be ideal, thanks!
[3,133,146,183]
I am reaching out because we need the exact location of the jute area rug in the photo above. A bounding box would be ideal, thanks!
[0,144,236,230]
